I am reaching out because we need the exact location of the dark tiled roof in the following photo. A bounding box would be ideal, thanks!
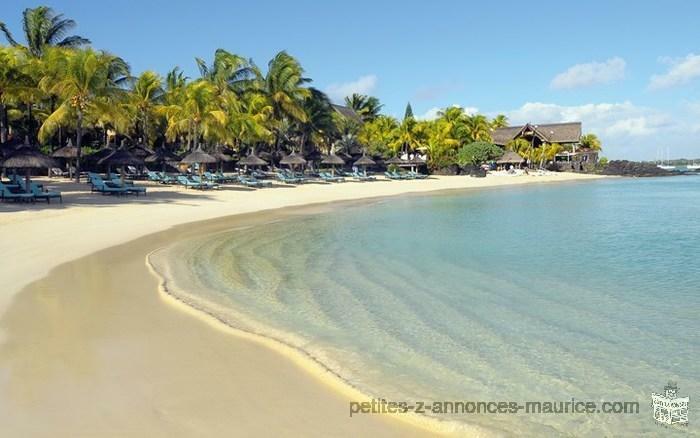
[331,104,362,122]
[492,122,582,146]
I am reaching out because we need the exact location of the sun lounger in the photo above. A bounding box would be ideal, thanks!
[110,179,147,196]
[191,175,219,189]
[319,172,345,182]
[353,171,376,181]
[89,175,129,195]
[30,183,62,203]
[0,183,35,203]
[176,175,205,189]
[408,171,428,179]
[276,172,302,184]
[384,171,402,180]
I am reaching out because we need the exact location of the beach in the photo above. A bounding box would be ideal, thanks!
[0,173,606,437]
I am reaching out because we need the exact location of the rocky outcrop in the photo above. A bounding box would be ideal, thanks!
[599,160,673,177]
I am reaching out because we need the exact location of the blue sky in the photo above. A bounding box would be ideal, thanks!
[3,0,700,159]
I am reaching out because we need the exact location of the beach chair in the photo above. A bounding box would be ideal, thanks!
[319,172,345,182]
[408,171,428,179]
[352,171,376,181]
[30,183,62,203]
[89,175,129,195]
[384,171,402,180]
[191,175,219,189]
[0,183,35,203]
[148,171,164,183]
[275,172,301,184]
[177,175,206,189]
[158,172,176,184]
[109,179,147,196]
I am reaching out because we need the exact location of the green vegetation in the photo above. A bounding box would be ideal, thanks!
[0,5,603,177]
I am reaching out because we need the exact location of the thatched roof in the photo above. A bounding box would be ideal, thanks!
[212,145,235,162]
[353,155,376,167]
[496,150,525,164]
[492,122,582,146]
[238,154,268,166]
[130,142,155,158]
[321,154,345,165]
[280,152,307,166]
[87,144,117,162]
[99,147,144,166]
[181,147,217,164]
[52,139,78,158]
[385,156,403,165]
[331,104,362,123]
[2,146,57,168]
[145,147,181,163]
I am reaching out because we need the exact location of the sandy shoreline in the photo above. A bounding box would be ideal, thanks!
[0,173,607,437]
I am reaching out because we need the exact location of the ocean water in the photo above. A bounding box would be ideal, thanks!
[153,176,700,436]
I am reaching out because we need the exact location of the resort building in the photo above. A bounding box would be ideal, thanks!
[492,122,598,171]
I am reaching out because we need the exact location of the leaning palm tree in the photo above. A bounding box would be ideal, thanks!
[38,48,130,181]
[261,51,311,152]
[0,6,90,57]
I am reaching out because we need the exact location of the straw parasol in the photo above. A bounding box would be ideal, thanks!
[52,138,79,178]
[129,139,155,159]
[99,142,144,181]
[180,145,217,177]
[145,146,181,173]
[280,151,307,166]
[353,154,376,176]
[497,150,525,166]
[1,145,57,193]
[321,153,345,176]
[238,153,268,173]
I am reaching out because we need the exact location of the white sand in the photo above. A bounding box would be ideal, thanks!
[0,173,606,436]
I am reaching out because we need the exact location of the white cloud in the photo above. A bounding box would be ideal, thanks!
[550,57,626,89]
[505,101,671,138]
[324,75,377,102]
[649,54,700,90]
[417,105,478,121]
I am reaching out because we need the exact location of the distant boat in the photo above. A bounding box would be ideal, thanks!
[657,164,676,170]
[687,161,700,170]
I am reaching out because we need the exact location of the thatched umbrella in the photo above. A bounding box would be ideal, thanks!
[321,153,345,176]
[385,156,403,166]
[52,138,79,179]
[99,144,144,182]
[1,146,57,193]
[145,146,181,173]
[497,150,525,168]
[130,139,155,159]
[212,145,235,172]
[180,145,217,178]
[353,154,376,176]
[238,153,268,172]
[280,151,307,173]
[87,143,117,165]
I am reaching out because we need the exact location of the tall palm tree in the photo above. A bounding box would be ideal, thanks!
[464,114,493,143]
[38,48,130,181]
[344,93,383,122]
[196,49,255,95]
[0,6,90,57]
[161,79,225,149]
[261,51,311,152]
[128,71,163,145]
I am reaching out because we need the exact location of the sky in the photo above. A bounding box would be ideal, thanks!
[3,0,700,159]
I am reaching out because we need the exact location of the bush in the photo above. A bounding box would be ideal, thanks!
[457,142,502,166]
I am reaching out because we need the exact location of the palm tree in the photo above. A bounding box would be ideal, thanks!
[261,51,311,152]
[128,71,164,145]
[0,46,27,143]
[344,93,383,122]
[196,49,255,95]
[507,138,533,166]
[0,6,90,57]
[38,48,130,181]
[580,133,602,151]
[161,79,225,149]
[491,114,508,129]
[464,114,492,143]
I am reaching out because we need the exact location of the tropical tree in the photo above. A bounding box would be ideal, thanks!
[464,114,492,143]
[580,133,602,151]
[127,71,163,145]
[533,142,563,168]
[196,49,255,95]
[506,138,533,165]
[456,141,502,166]
[161,79,225,148]
[344,93,383,122]
[358,115,398,157]
[261,51,311,152]
[491,114,508,129]
[0,46,27,142]
[38,48,130,181]
[423,118,459,169]
[0,6,90,57]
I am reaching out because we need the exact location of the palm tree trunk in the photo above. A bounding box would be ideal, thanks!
[0,101,7,144]
[75,110,83,183]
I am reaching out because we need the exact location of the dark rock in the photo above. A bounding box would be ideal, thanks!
[433,164,461,175]
[600,160,673,177]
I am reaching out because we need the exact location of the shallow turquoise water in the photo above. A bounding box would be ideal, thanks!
[157,176,699,436]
